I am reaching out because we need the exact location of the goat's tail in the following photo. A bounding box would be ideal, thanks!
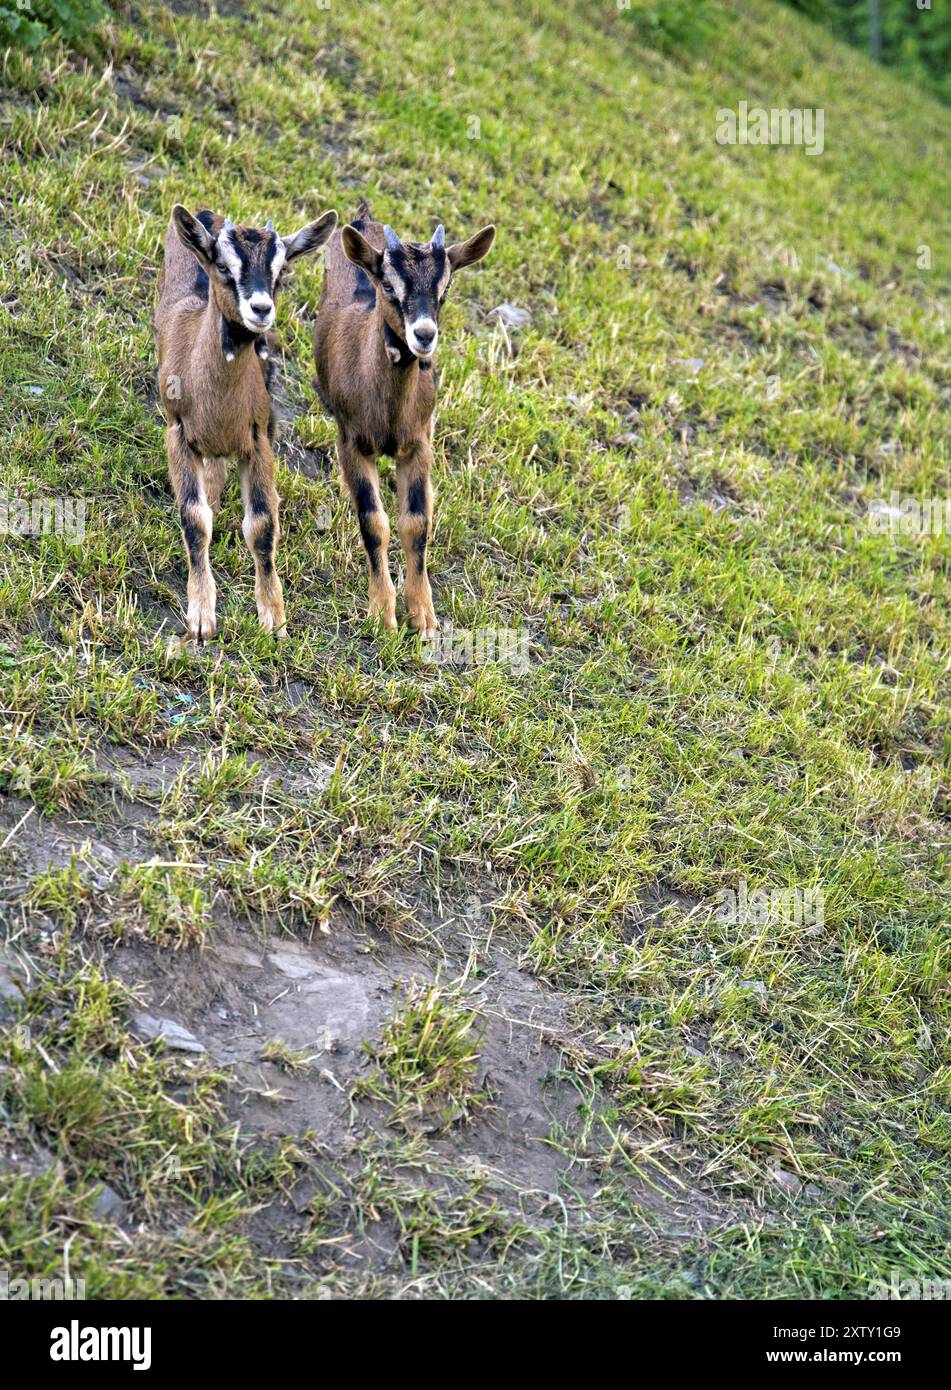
[352,197,372,225]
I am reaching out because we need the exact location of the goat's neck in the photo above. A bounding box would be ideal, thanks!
[372,302,421,388]
[196,298,257,382]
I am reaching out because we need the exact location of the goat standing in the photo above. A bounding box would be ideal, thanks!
[155,205,336,643]
[313,205,495,638]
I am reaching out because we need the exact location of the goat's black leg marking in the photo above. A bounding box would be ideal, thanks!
[354,476,383,575]
[240,430,285,635]
[405,477,428,576]
[339,440,395,628]
[168,422,216,642]
[396,443,437,639]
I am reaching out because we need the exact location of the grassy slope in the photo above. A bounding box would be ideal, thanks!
[0,0,949,1297]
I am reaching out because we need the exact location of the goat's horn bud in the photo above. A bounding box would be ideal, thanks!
[265,219,275,232]
[383,224,400,253]
[432,224,445,249]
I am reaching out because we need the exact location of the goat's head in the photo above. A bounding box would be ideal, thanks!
[171,205,337,339]
[341,219,495,362]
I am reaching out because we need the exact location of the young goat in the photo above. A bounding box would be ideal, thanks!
[155,204,337,643]
[313,204,495,638]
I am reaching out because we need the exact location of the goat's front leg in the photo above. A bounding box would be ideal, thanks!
[239,428,286,636]
[169,420,216,642]
[396,440,437,639]
[339,437,396,629]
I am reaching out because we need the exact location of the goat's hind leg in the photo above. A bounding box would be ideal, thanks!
[169,421,216,642]
[339,437,396,630]
[202,456,229,515]
[239,429,286,636]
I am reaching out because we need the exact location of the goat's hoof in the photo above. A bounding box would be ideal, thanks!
[407,607,439,642]
[185,610,217,643]
[257,608,287,637]
[367,597,398,630]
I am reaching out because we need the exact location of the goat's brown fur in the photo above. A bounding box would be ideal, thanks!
[313,203,495,637]
[155,205,336,643]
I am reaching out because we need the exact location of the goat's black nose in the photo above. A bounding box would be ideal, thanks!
[414,325,435,346]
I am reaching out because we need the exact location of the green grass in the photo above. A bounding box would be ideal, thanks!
[0,946,281,1297]
[0,0,949,1298]
[355,980,485,1132]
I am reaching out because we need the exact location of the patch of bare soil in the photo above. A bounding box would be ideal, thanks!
[99,739,337,801]
[109,913,592,1194]
[104,899,741,1277]
[0,791,155,902]
[2,749,747,1281]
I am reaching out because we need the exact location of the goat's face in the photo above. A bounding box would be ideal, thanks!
[342,221,496,362]
[171,206,337,338]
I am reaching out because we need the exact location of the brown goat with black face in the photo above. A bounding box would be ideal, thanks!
[155,204,336,643]
[313,204,495,638]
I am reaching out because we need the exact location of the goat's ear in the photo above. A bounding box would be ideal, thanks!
[448,224,496,271]
[341,225,384,279]
[282,209,337,262]
[171,205,216,267]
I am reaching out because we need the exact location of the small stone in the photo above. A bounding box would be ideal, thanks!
[0,956,26,1004]
[91,1183,127,1222]
[267,949,316,981]
[738,979,768,1001]
[817,254,852,279]
[672,356,705,374]
[309,763,335,792]
[1,1144,63,1180]
[123,160,168,186]
[132,1013,205,1053]
[767,1163,802,1197]
[489,302,532,328]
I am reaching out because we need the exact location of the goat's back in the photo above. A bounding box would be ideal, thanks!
[314,203,383,408]
[320,202,383,314]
